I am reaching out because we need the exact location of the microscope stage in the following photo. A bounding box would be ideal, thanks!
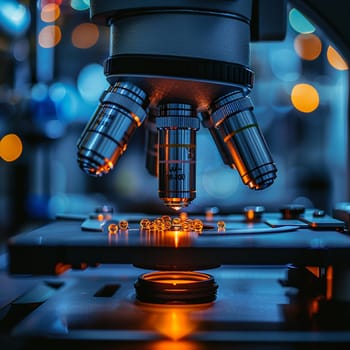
[7,211,349,275]
[3,211,350,348]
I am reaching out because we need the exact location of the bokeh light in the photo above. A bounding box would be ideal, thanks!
[294,34,322,61]
[0,1,31,36]
[0,134,23,162]
[49,82,66,103]
[269,48,301,82]
[41,3,61,23]
[291,83,320,113]
[41,0,63,7]
[77,63,107,102]
[38,25,62,48]
[327,45,348,70]
[289,8,315,34]
[31,83,48,101]
[49,82,81,122]
[71,0,89,11]
[71,23,99,49]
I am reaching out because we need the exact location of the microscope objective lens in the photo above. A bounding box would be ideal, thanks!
[156,103,200,210]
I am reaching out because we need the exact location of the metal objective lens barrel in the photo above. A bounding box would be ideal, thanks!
[144,110,158,177]
[156,104,200,210]
[201,111,235,169]
[210,91,277,190]
[77,81,149,176]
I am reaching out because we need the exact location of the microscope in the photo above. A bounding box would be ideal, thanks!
[3,0,350,348]
[76,0,279,211]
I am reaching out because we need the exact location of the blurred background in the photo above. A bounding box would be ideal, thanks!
[0,0,348,240]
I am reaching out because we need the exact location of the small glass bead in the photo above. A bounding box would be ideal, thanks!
[182,222,190,231]
[172,217,182,229]
[154,218,163,227]
[172,217,181,225]
[140,218,151,230]
[217,220,226,230]
[161,215,171,222]
[163,220,172,230]
[119,219,129,230]
[179,212,188,221]
[193,219,203,232]
[108,223,118,234]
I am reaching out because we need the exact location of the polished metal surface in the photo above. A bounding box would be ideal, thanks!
[144,110,158,177]
[77,81,149,176]
[209,91,277,190]
[156,104,200,210]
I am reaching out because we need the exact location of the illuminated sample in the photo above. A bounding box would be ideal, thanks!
[161,215,171,221]
[179,212,188,221]
[163,220,172,230]
[172,217,182,229]
[135,271,218,304]
[193,219,204,233]
[108,223,118,234]
[217,220,226,231]
[140,218,151,230]
[182,222,191,231]
[119,220,129,230]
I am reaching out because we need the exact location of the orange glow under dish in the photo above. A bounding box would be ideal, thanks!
[135,271,218,304]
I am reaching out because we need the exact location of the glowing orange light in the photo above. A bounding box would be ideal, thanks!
[133,114,141,127]
[71,23,99,49]
[94,159,114,176]
[173,230,180,248]
[41,0,63,7]
[149,308,198,341]
[327,45,348,70]
[205,210,214,221]
[55,262,70,275]
[140,218,151,230]
[294,33,322,61]
[38,25,62,48]
[179,212,188,221]
[326,265,333,300]
[310,298,319,316]
[119,219,129,230]
[41,3,60,22]
[96,214,104,222]
[217,220,226,232]
[0,134,23,162]
[172,217,181,227]
[150,340,200,350]
[306,266,320,278]
[246,209,255,221]
[291,83,319,113]
[108,223,118,234]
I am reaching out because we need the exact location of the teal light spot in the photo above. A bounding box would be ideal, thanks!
[289,8,315,34]
[70,0,89,11]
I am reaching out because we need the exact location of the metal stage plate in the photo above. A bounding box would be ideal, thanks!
[7,212,350,275]
[2,264,350,349]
